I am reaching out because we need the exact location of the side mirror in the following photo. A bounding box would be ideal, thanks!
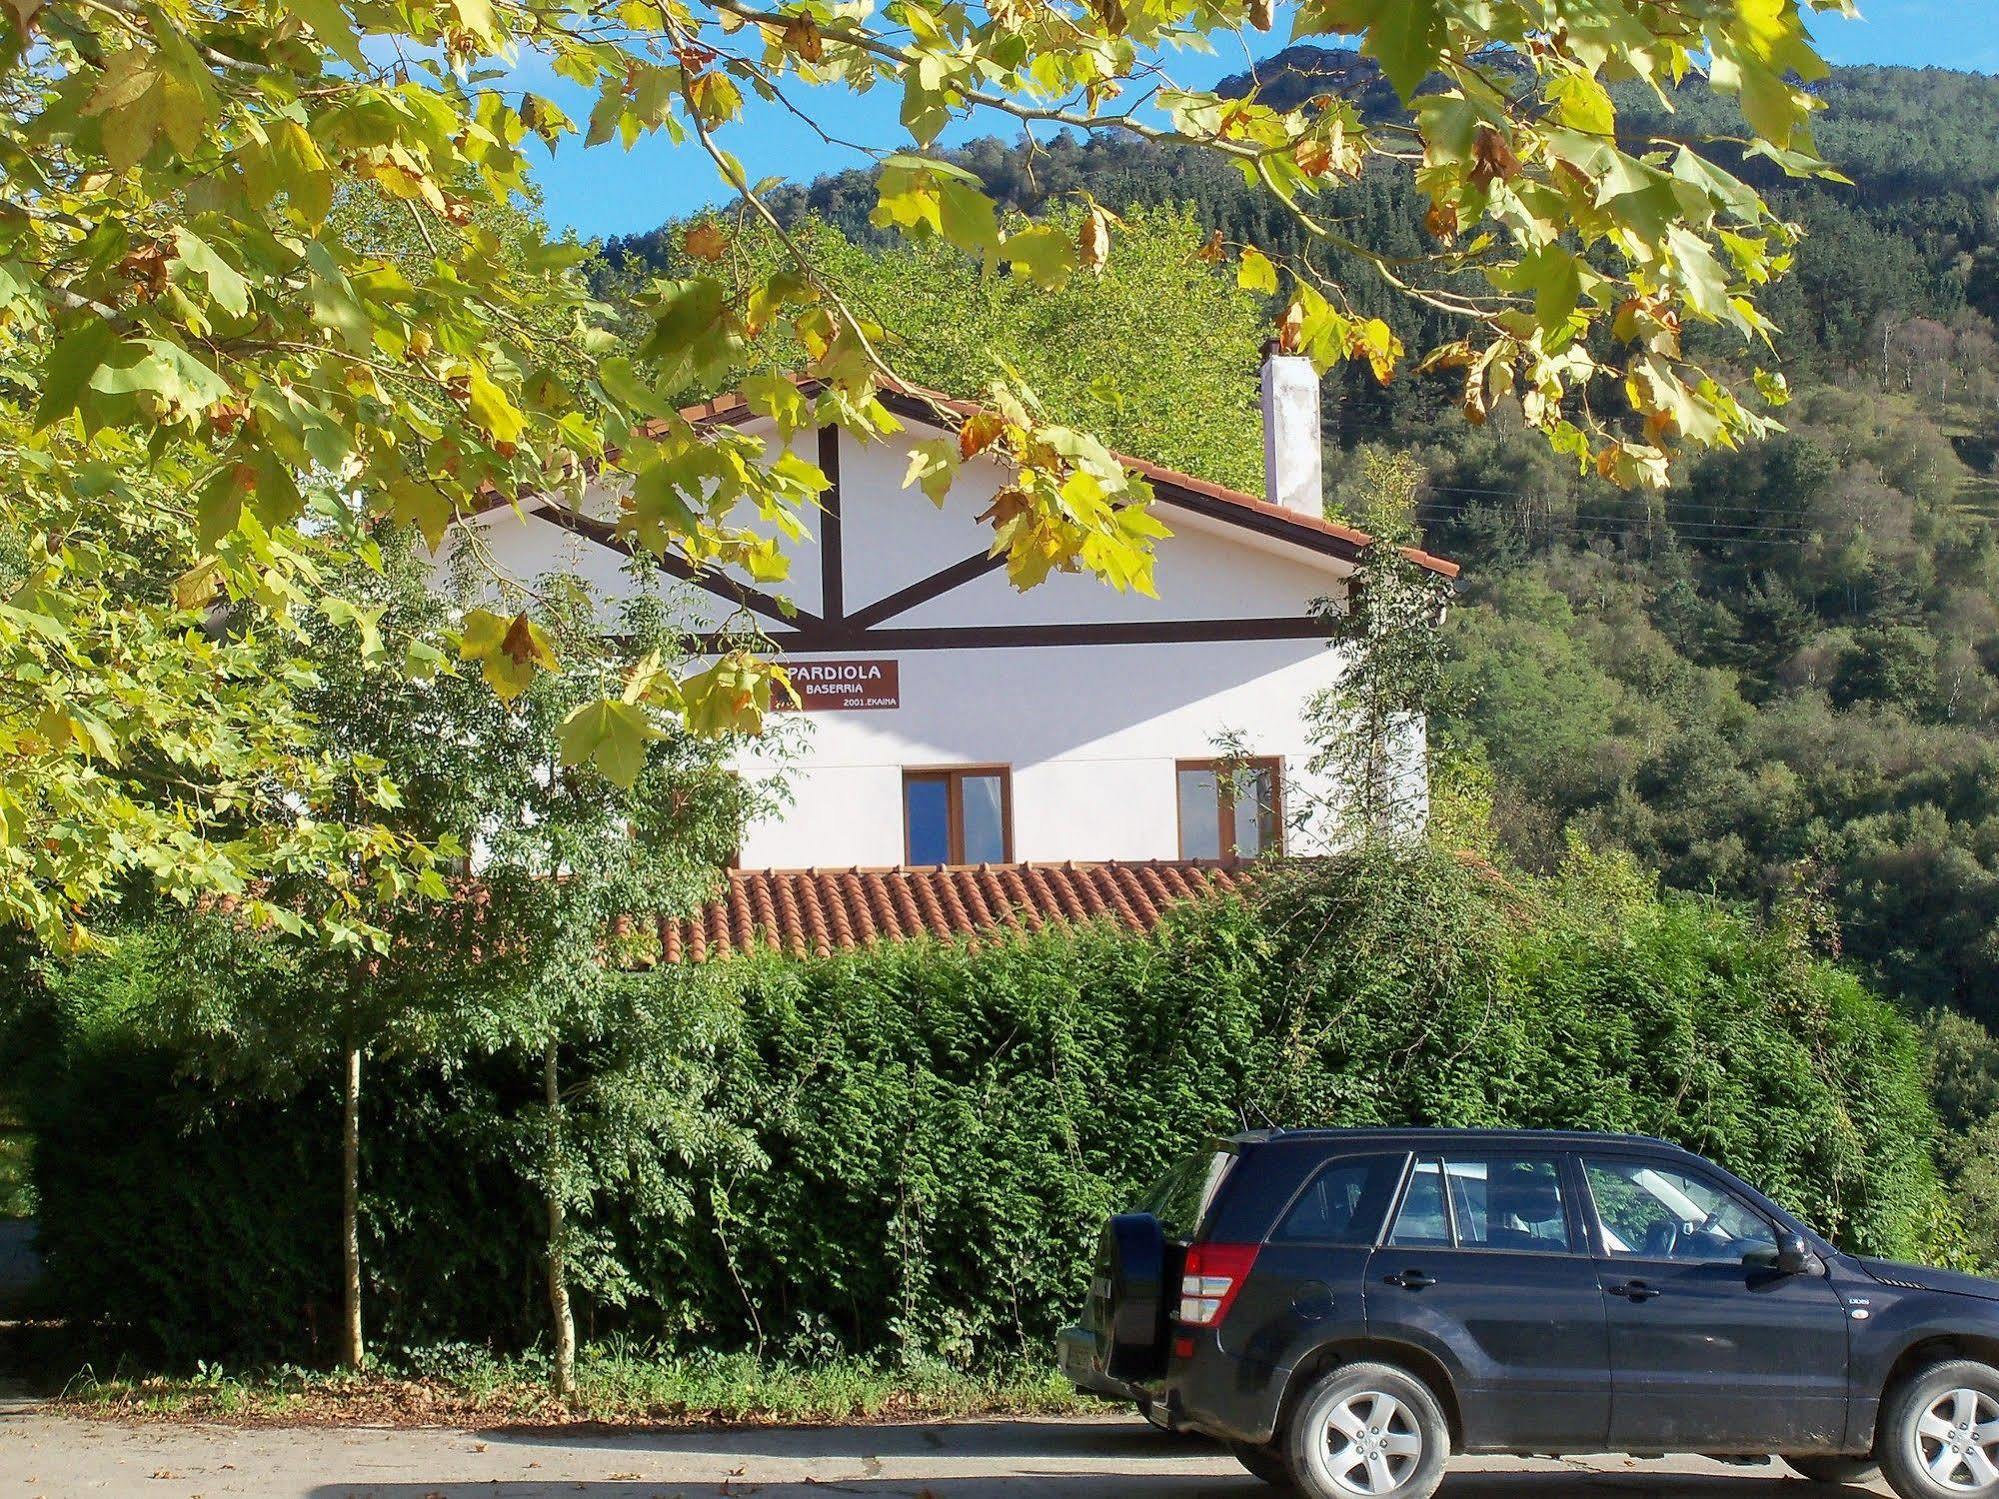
[1775,1232,1817,1275]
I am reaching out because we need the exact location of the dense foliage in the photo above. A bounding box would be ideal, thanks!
[30,849,1950,1366]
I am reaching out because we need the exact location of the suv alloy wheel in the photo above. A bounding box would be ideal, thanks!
[1284,1362,1450,1499]
[1880,1359,1999,1499]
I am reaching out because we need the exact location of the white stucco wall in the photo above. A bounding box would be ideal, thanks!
[733,635,1357,866]
[450,419,1428,866]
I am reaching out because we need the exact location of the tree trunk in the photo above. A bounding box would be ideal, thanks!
[339,1042,365,1371]
[543,1039,577,1399]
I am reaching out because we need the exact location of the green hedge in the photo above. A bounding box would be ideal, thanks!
[29,848,1951,1366]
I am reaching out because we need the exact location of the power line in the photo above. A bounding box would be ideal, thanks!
[1413,496,1825,538]
[1419,507,1821,537]
[1422,481,1818,521]
[1409,509,1836,548]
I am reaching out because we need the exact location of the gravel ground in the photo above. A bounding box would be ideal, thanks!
[0,1399,1893,1498]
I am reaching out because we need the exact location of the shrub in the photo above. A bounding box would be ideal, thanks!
[29,847,1950,1366]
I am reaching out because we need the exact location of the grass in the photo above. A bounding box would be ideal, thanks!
[56,1344,1093,1429]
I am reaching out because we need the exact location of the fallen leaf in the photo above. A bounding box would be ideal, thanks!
[499,611,548,666]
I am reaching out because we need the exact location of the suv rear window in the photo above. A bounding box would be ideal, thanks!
[1271,1154,1406,1245]
[1138,1147,1236,1239]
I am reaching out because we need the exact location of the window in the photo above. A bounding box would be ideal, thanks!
[1389,1159,1452,1247]
[1176,758,1283,861]
[1446,1157,1575,1253]
[1390,1155,1576,1253]
[1272,1154,1407,1245]
[1138,1148,1238,1239]
[1584,1157,1778,1264]
[903,767,1011,865]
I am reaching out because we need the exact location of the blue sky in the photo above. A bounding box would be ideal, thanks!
[528,0,1999,242]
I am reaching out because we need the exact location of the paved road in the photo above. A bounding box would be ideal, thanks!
[0,1403,1891,1498]
[0,1221,40,1315]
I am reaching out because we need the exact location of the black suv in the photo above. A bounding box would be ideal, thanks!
[1060,1129,1999,1499]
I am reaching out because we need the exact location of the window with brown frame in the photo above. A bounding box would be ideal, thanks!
[1176,758,1283,861]
[903,766,1013,866]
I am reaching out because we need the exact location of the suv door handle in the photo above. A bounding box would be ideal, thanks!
[1606,1280,1663,1302]
[1386,1270,1438,1291]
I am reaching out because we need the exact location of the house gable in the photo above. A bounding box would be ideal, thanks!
[460,385,1454,654]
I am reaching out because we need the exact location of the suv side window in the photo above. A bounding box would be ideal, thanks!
[1447,1156,1576,1252]
[1389,1154,1577,1252]
[1270,1153,1406,1244]
[1584,1156,1778,1264]
[1389,1158,1452,1246]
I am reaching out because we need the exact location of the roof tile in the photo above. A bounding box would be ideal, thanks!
[657,861,1244,964]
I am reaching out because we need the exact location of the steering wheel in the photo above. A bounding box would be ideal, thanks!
[1642,1219,1680,1258]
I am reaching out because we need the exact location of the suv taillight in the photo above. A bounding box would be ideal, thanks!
[1177,1242,1259,1327]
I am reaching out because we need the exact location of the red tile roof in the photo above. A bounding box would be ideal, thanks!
[654,860,1249,963]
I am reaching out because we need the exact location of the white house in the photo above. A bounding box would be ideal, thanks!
[453,351,1459,954]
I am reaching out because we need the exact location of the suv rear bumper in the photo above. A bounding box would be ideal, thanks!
[1057,1323,1141,1401]
[1059,1322,1280,1441]
[1157,1328,1286,1445]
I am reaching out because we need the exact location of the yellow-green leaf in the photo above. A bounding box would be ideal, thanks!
[172,228,250,317]
[459,363,525,445]
[558,697,660,786]
[1237,246,1279,295]
[34,318,118,428]
[1002,225,1076,290]
[459,606,554,700]
[1549,72,1616,137]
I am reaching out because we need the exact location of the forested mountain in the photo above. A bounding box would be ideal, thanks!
[602,58,1999,1063]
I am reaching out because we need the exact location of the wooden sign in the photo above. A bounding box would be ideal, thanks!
[787,658,900,711]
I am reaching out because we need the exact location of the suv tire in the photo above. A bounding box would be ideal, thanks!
[1283,1361,1450,1499]
[1785,1455,1884,1487]
[1878,1358,1999,1499]
[1230,1439,1299,1490]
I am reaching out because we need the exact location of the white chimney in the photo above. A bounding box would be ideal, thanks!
[1260,344,1324,517]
